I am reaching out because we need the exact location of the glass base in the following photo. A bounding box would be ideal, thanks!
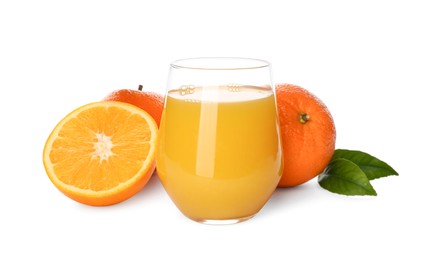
[191,214,256,225]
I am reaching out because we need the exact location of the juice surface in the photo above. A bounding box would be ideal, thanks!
[156,86,283,221]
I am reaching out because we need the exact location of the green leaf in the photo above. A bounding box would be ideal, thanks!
[318,158,377,196]
[332,149,399,180]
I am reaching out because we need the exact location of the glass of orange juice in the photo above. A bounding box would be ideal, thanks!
[156,57,283,224]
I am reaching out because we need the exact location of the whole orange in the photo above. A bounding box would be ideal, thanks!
[276,83,336,187]
[103,85,164,127]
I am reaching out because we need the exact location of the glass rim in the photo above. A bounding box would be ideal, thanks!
[170,57,270,70]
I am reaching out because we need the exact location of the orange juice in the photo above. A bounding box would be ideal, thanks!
[156,85,283,222]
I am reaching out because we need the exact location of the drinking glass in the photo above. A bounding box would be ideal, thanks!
[156,57,283,224]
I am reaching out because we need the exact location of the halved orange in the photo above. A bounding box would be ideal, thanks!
[43,101,158,206]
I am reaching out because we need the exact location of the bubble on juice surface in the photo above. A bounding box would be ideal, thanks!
[169,85,274,103]
[227,84,241,92]
[179,85,195,96]
[184,99,201,103]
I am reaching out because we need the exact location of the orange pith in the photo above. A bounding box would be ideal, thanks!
[276,84,336,187]
[43,101,158,206]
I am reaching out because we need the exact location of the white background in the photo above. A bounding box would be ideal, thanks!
[1,0,435,259]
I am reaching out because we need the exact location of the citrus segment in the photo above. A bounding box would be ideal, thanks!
[43,101,158,206]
